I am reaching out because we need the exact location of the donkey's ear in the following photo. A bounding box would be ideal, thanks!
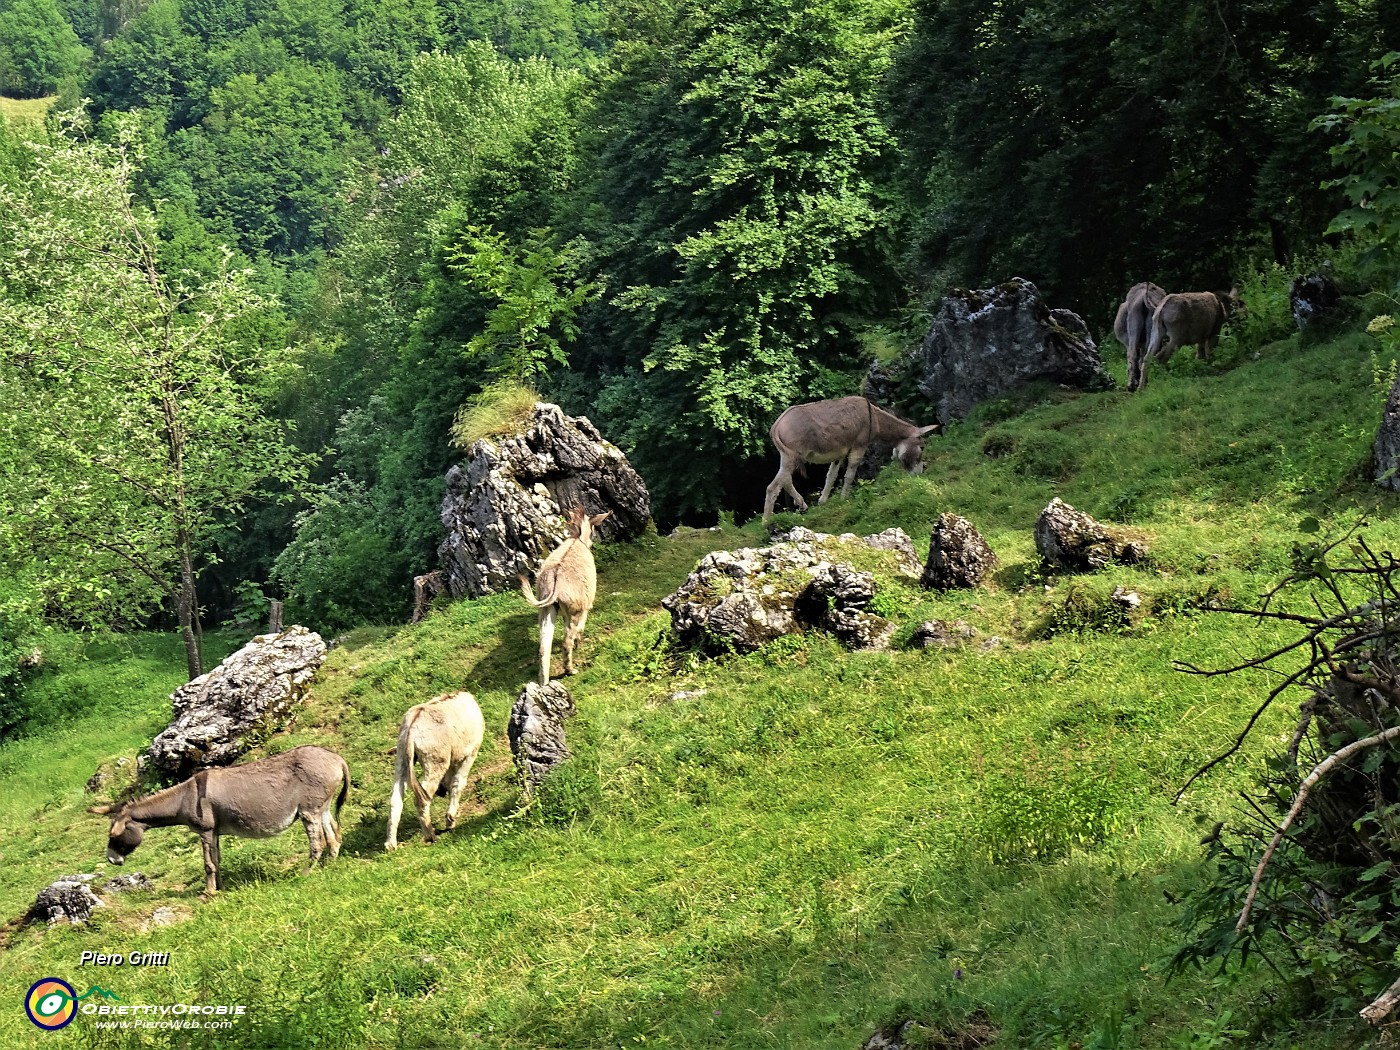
[589,511,612,526]
[110,817,127,836]
[88,805,116,816]
[917,424,940,436]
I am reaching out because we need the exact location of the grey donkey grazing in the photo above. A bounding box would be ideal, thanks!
[1144,287,1246,381]
[520,506,611,685]
[89,745,349,895]
[763,396,938,524]
[1113,281,1166,392]
[385,691,485,850]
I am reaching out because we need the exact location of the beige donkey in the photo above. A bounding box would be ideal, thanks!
[385,691,485,849]
[520,506,611,685]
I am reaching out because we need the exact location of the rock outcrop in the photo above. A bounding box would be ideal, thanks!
[921,513,998,590]
[1034,498,1146,572]
[28,875,103,925]
[508,682,576,795]
[1375,374,1400,493]
[909,619,979,650]
[1290,271,1342,329]
[868,278,1111,426]
[147,627,326,779]
[438,403,650,599]
[663,533,900,654]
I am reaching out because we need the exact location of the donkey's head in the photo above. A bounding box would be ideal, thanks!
[1217,285,1247,321]
[893,425,941,474]
[89,805,145,865]
[564,506,612,547]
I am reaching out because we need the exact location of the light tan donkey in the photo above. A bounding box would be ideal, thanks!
[519,506,611,685]
[386,691,485,849]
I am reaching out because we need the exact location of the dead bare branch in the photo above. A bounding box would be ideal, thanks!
[1235,725,1400,934]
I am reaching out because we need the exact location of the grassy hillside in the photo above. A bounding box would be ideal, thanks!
[2,318,1397,1048]
[0,96,57,125]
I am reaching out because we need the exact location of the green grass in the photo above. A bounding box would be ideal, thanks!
[1,323,1396,1048]
[0,95,56,124]
[450,381,543,449]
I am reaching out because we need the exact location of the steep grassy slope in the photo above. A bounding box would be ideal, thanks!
[1,325,1397,1048]
[0,96,57,125]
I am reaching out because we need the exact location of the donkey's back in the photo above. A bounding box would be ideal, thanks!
[206,745,349,837]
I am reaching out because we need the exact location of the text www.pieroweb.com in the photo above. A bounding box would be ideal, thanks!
[94,1018,237,1031]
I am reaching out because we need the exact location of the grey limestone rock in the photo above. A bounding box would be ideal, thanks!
[104,873,154,893]
[869,278,1111,426]
[909,620,979,650]
[1034,498,1146,573]
[1290,271,1341,329]
[1375,374,1400,493]
[147,626,326,779]
[438,403,650,599]
[29,874,103,925]
[508,682,576,795]
[663,534,898,654]
[921,513,998,591]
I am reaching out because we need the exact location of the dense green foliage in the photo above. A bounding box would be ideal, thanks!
[0,116,312,677]
[890,0,1400,310]
[0,0,88,98]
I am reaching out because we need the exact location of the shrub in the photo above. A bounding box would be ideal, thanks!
[270,477,410,632]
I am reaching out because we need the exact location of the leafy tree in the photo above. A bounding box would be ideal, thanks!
[270,476,409,630]
[0,115,311,678]
[445,225,597,386]
[1315,52,1400,283]
[0,0,89,97]
[88,0,207,124]
[440,0,604,66]
[573,0,905,516]
[170,60,363,257]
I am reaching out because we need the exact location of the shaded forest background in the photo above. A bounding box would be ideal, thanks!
[2,0,1399,654]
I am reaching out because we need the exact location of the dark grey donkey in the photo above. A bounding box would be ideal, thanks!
[90,745,350,894]
[1113,281,1167,392]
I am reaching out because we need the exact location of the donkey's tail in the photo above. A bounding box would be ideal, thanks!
[401,711,432,810]
[519,572,556,609]
[335,756,351,817]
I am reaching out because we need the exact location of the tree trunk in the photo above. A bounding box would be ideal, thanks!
[177,526,202,681]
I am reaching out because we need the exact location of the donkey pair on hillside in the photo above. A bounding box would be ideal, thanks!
[1115,282,1246,392]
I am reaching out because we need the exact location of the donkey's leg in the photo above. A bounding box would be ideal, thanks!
[386,768,405,850]
[301,813,325,871]
[416,760,446,844]
[818,461,841,504]
[444,752,477,830]
[200,832,220,894]
[763,467,788,523]
[322,808,341,860]
[563,607,590,676]
[781,470,807,511]
[1127,340,1142,392]
[840,448,867,499]
[538,606,557,685]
